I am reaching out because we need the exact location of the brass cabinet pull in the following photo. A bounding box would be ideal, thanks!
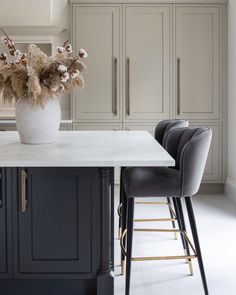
[126,58,130,116]
[0,170,2,208]
[113,57,118,116]
[21,170,28,213]
[177,58,181,116]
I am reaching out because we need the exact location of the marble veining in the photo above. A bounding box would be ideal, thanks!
[0,131,175,167]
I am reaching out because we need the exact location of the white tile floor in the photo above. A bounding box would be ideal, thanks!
[114,194,236,295]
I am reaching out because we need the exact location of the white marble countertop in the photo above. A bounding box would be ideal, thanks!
[0,131,175,167]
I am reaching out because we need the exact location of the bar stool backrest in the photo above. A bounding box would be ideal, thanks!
[164,127,212,197]
[154,119,189,146]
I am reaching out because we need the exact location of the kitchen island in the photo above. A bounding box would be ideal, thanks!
[0,131,174,295]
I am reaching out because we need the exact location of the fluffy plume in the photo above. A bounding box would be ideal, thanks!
[0,28,87,107]
[27,75,41,104]
[27,44,50,75]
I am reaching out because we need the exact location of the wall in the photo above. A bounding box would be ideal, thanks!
[0,0,52,26]
[0,0,71,119]
[0,0,69,27]
[226,0,236,202]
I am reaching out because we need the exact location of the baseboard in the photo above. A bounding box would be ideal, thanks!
[198,183,224,195]
[225,178,236,204]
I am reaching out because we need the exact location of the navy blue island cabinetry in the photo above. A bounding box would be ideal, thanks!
[0,167,114,295]
[0,130,175,295]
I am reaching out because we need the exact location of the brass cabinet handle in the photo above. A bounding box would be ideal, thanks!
[113,57,118,116]
[21,170,28,213]
[126,58,130,116]
[177,58,181,116]
[0,169,2,208]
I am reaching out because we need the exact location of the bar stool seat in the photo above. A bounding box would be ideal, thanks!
[123,167,181,198]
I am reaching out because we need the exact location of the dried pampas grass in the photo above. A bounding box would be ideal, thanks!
[0,28,87,107]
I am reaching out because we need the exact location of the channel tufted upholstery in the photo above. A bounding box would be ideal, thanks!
[123,127,212,198]
[154,119,189,146]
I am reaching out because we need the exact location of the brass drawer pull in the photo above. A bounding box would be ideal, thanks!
[21,170,28,213]
[113,57,118,116]
[126,58,130,116]
[177,58,181,116]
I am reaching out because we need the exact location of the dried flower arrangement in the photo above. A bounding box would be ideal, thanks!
[0,28,87,107]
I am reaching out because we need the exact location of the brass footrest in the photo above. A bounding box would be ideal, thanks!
[135,201,168,205]
[120,228,196,276]
[134,218,176,222]
[117,203,123,217]
[131,255,196,262]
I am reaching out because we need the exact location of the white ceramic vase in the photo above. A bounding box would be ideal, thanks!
[16,97,61,145]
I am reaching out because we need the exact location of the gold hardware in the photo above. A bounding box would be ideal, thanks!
[134,228,180,232]
[117,202,122,217]
[126,58,130,116]
[21,170,28,213]
[177,58,181,115]
[121,259,125,276]
[118,227,122,240]
[120,229,127,256]
[113,57,118,116]
[121,227,196,275]
[188,258,194,276]
[174,231,178,240]
[134,218,176,222]
[135,201,168,205]
[135,200,178,239]
[131,255,196,262]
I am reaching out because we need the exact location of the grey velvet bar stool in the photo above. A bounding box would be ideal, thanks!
[135,119,189,238]
[121,127,212,295]
[118,119,188,274]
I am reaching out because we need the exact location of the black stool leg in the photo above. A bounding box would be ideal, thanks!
[185,197,209,295]
[119,167,125,239]
[125,198,135,295]
[121,185,128,275]
[176,198,193,275]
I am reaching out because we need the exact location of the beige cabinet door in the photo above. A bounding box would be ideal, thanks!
[174,6,221,120]
[73,123,122,131]
[124,5,171,122]
[72,5,121,122]
[124,123,158,136]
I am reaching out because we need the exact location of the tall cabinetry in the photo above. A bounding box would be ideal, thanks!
[71,0,227,184]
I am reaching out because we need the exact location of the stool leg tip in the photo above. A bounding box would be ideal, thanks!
[121,260,125,275]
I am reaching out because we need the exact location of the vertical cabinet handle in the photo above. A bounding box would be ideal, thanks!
[126,58,130,116]
[177,58,181,116]
[0,169,2,208]
[21,170,28,213]
[113,57,118,116]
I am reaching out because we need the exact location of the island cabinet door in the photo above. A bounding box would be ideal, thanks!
[0,168,12,278]
[15,168,98,276]
[0,168,7,274]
